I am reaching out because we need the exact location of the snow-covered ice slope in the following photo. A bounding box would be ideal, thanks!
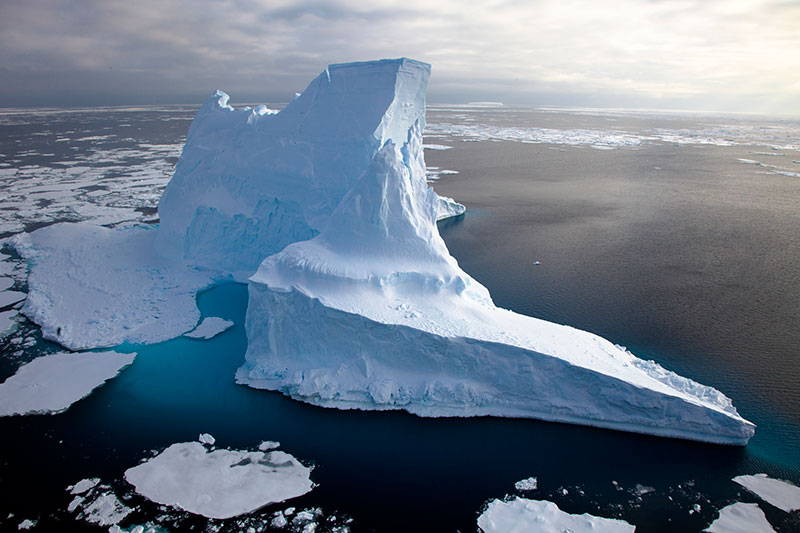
[237,59,754,445]
[157,58,442,278]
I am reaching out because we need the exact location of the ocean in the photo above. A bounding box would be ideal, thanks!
[0,103,798,531]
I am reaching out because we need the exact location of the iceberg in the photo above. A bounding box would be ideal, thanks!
[11,57,753,445]
[234,59,754,445]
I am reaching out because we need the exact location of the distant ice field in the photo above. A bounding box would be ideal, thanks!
[0,103,799,532]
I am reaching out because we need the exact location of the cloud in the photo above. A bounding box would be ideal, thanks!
[0,0,798,113]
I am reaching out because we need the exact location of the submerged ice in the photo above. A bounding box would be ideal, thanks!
[12,58,753,444]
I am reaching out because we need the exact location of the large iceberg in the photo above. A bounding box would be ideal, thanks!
[230,59,754,445]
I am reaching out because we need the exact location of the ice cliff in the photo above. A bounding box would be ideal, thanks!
[231,59,754,445]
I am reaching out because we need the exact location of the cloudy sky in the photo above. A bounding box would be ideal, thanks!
[1,0,798,114]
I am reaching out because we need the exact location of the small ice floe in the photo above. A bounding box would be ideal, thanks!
[422,144,452,150]
[183,317,233,340]
[514,477,538,491]
[477,498,635,533]
[124,441,314,519]
[690,503,702,514]
[634,484,655,496]
[198,433,216,446]
[69,478,100,495]
[259,440,280,451]
[704,502,775,533]
[733,473,800,512]
[0,351,136,416]
[0,310,19,338]
[0,277,13,291]
[81,492,132,526]
[439,169,459,175]
[532,261,541,265]
[0,290,25,308]
[17,519,35,530]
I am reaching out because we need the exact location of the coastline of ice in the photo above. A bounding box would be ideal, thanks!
[704,502,775,533]
[0,351,135,416]
[732,473,800,512]
[477,498,635,533]
[124,441,313,519]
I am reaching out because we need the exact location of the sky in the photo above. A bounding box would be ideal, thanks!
[1,0,798,115]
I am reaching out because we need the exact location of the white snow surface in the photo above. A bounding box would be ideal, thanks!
[733,473,800,512]
[236,60,754,445]
[12,224,214,350]
[184,317,233,340]
[704,502,775,533]
[0,351,135,416]
[477,498,635,533]
[124,441,313,519]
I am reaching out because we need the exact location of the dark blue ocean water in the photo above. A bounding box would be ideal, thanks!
[0,105,799,531]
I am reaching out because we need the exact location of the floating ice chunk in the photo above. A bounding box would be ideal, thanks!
[634,484,655,496]
[0,277,13,291]
[271,511,289,528]
[733,473,800,512]
[477,498,635,532]
[259,440,280,451]
[422,144,452,150]
[514,477,538,491]
[69,477,100,494]
[124,441,313,519]
[81,492,132,526]
[0,290,25,308]
[704,502,775,533]
[0,310,18,337]
[435,195,466,221]
[184,317,234,340]
[0,351,135,416]
[17,519,34,530]
[198,433,216,445]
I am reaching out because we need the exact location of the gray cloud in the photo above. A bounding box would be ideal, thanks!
[0,0,798,114]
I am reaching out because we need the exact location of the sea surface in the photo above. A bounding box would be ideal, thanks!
[0,103,799,532]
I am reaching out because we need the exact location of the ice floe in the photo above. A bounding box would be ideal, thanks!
[704,502,775,533]
[0,310,18,337]
[0,351,135,416]
[733,473,800,512]
[514,477,538,491]
[69,478,100,495]
[0,290,25,308]
[184,317,234,340]
[124,441,313,519]
[477,497,635,532]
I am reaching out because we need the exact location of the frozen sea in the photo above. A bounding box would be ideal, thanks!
[0,103,799,531]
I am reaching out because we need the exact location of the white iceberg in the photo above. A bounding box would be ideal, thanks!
[184,317,233,340]
[235,59,754,445]
[477,497,635,533]
[124,441,313,519]
[0,351,135,416]
[704,502,775,533]
[733,473,800,512]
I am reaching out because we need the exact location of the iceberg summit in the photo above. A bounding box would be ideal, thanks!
[15,58,755,445]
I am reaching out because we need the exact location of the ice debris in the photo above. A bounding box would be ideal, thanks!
[514,477,538,491]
